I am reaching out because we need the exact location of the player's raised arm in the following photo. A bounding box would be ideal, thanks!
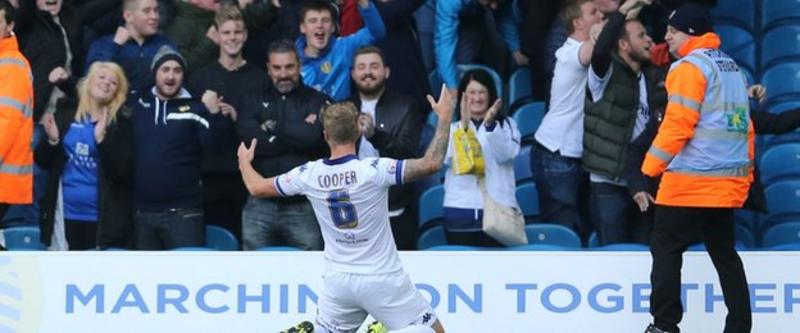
[403,85,455,183]
[238,139,281,198]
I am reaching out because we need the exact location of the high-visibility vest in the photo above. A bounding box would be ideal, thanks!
[0,35,34,204]
[646,47,753,207]
[663,48,751,176]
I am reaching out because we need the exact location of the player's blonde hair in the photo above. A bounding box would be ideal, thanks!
[321,102,360,146]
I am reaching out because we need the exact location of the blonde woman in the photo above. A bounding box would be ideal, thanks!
[36,61,134,250]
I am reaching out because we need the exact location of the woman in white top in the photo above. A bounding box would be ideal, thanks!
[442,69,521,247]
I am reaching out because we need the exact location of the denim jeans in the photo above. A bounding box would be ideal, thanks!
[590,182,652,246]
[530,142,589,237]
[135,208,205,250]
[241,197,322,251]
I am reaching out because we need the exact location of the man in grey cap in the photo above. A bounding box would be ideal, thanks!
[130,45,225,250]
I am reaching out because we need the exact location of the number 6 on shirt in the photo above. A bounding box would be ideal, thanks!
[327,190,359,229]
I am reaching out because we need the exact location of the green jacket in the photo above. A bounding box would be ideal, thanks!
[582,54,667,181]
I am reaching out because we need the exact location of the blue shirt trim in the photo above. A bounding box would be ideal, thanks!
[395,160,405,185]
[274,176,287,197]
[323,154,358,166]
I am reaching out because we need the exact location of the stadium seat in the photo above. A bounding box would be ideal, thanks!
[761,26,800,69]
[758,143,800,185]
[3,226,46,250]
[761,222,800,248]
[256,246,301,251]
[509,67,533,111]
[767,242,800,250]
[457,64,504,102]
[515,182,539,221]
[418,185,444,230]
[735,223,756,249]
[762,63,800,106]
[428,64,504,101]
[714,25,756,72]
[513,102,545,145]
[513,145,533,184]
[418,225,447,250]
[524,224,581,248]
[206,225,239,251]
[588,232,599,248]
[762,0,800,30]
[506,244,578,251]
[711,0,755,30]
[426,245,485,251]
[592,243,649,251]
[761,180,800,232]
[767,100,800,114]
[171,247,212,251]
[687,242,748,251]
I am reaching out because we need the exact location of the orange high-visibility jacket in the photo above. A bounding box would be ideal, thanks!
[0,35,34,204]
[641,33,754,208]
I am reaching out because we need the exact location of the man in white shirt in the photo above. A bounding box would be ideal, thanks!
[238,87,454,333]
[531,0,602,236]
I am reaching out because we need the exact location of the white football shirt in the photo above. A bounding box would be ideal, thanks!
[275,155,405,274]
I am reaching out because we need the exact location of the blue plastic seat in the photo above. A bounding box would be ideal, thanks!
[513,102,545,145]
[762,63,800,107]
[418,225,447,250]
[524,224,581,248]
[513,145,533,184]
[714,25,756,72]
[759,143,800,185]
[428,64,504,101]
[515,182,540,221]
[762,0,800,30]
[457,64,504,102]
[426,245,485,251]
[205,225,239,251]
[3,226,46,250]
[761,180,800,232]
[506,244,577,251]
[418,185,444,230]
[509,67,533,111]
[256,246,302,251]
[588,232,599,248]
[761,26,800,69]
[734,223,756,249]
[171,247,212,251]
[711,0,755,30]
[592,243,649,251]
[767,242,800,250]
[761,222,800,247]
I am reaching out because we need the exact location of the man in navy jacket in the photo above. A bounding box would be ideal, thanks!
[130,46,224,250]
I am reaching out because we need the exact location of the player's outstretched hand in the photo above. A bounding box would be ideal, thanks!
[426,84,455,124]
[238,138,257,165]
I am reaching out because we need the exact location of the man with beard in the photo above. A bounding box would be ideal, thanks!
[189,4,266,245]
[237,39,330,251]
[296,0,385,101]
[349,46,424,250]
[581,0,667,246]
[86,0,175,93]
[130,46,223,250]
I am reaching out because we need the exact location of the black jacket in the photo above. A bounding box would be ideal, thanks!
[237,83,330,183]
[351,90,425,210]
[189,61,267,174]
[15,0,117,122]
[35,102,135,249]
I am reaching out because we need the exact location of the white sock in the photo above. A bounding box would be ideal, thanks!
[388,325,436,333]
[313,323,332,333]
